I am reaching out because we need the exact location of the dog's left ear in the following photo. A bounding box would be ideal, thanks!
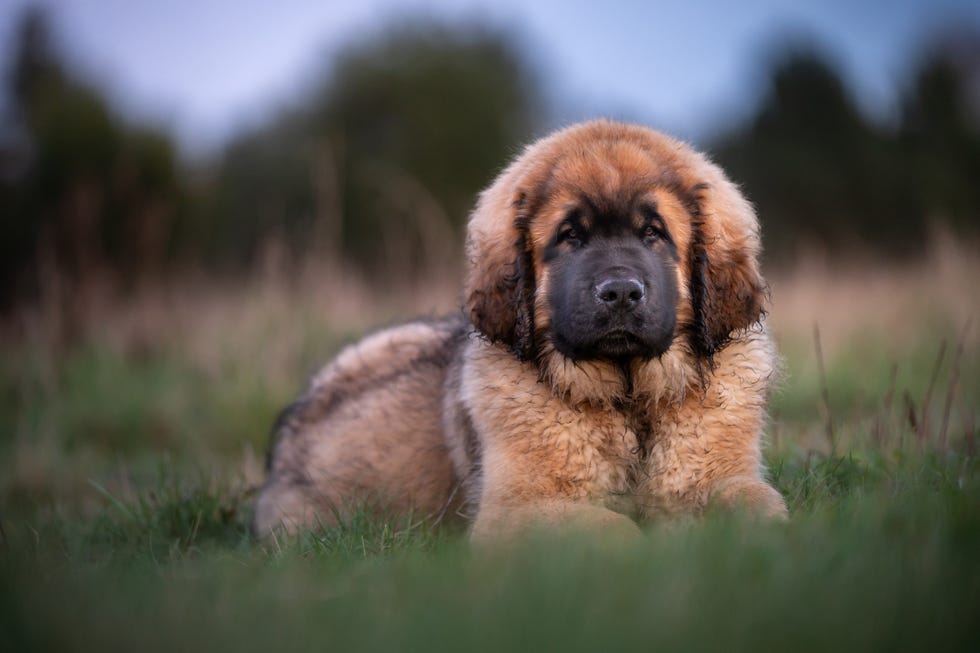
[463,174,538,361]
[687,169,767,362]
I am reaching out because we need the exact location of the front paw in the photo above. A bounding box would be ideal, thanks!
[470,500,643,544]
[709,476,789,521]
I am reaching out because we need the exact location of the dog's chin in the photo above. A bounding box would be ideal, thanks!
[553,330,673,363]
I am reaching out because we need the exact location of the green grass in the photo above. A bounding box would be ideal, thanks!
[2,451,978,652]
[1,277,978,652]
[3,341,300,455]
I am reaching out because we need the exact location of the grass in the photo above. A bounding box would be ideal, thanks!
[2,452,978,652]
[1,243,978,651]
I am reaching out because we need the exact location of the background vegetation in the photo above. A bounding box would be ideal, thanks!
[0,5,978,652]
[2,8,979,315]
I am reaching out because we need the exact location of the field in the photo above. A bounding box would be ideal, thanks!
[1,240,979,652]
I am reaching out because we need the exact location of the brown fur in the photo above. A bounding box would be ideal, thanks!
[254,120,787,540]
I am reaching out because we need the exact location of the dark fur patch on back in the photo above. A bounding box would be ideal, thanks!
[264,396,313,472]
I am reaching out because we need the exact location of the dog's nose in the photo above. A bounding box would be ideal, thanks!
[595,278,646,309]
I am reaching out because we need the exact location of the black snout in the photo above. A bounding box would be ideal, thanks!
[595,278,645,310]
[548,235,678,363]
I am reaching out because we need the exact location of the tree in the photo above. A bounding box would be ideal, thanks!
[710,43,980,261]
[210,22,543,277]
[1,6,183,313]
[899,36,980,230]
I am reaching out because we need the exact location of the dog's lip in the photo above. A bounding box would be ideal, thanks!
[600,328,640,340]
[596,330,643,348]
[557,327,670,362]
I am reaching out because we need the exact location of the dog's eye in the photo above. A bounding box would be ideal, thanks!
[558,226,581,246]
[642,224,662,242]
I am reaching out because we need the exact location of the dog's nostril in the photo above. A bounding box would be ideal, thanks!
[595,278,645,307]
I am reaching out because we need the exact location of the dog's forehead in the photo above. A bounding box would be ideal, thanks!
[554,141,668,194]
[536,139,688,208]
[529,149,692,236]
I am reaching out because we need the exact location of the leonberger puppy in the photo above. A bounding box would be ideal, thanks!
[255,120,787,541]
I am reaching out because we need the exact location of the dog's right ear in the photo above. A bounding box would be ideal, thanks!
[684,162,767,363]
[463,186,537,361]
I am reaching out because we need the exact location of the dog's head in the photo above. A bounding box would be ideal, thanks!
[464,121,765,382]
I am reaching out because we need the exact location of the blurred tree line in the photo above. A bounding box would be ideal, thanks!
[207,21,540,275]
[0,7,540,313]
[1,8,186,312]
[712,36,980,260]
[1,6,978,314]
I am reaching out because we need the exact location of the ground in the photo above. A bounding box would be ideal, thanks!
[1,243,978,652]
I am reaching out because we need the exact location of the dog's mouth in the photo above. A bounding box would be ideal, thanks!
[550,309,677,362]
[592,330,654,359]
[598,329,640,347]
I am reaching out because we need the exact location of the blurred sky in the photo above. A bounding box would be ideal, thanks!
[2,0,979,156]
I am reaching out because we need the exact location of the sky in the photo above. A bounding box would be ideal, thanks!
[2,0,979,156]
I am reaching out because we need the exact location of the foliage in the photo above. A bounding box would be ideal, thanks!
[712,42,980,261]
[0,8,183,309]
[208,23,542,275]
[3,8,980,313]
[1,8,542,308]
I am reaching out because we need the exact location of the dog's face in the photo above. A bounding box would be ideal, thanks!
[542,187,680,362]
[465,121,766,381]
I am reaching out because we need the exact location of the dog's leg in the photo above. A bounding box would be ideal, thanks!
[707,475,788,520]
[470,498,641,544]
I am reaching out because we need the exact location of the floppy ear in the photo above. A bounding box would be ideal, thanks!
[463,183,537,362]
[687,173,767,362]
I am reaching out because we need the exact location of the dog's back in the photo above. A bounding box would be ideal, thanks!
[254,316,468,535]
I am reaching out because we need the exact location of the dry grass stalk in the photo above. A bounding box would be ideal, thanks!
[874,364,899,448]
[812,324,835,453]
[919,341,947,443]
[939,320,972,451]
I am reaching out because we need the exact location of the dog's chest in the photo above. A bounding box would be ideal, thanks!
[602,394,710,519]
[597,397,660,516]
[575,407,641,497]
